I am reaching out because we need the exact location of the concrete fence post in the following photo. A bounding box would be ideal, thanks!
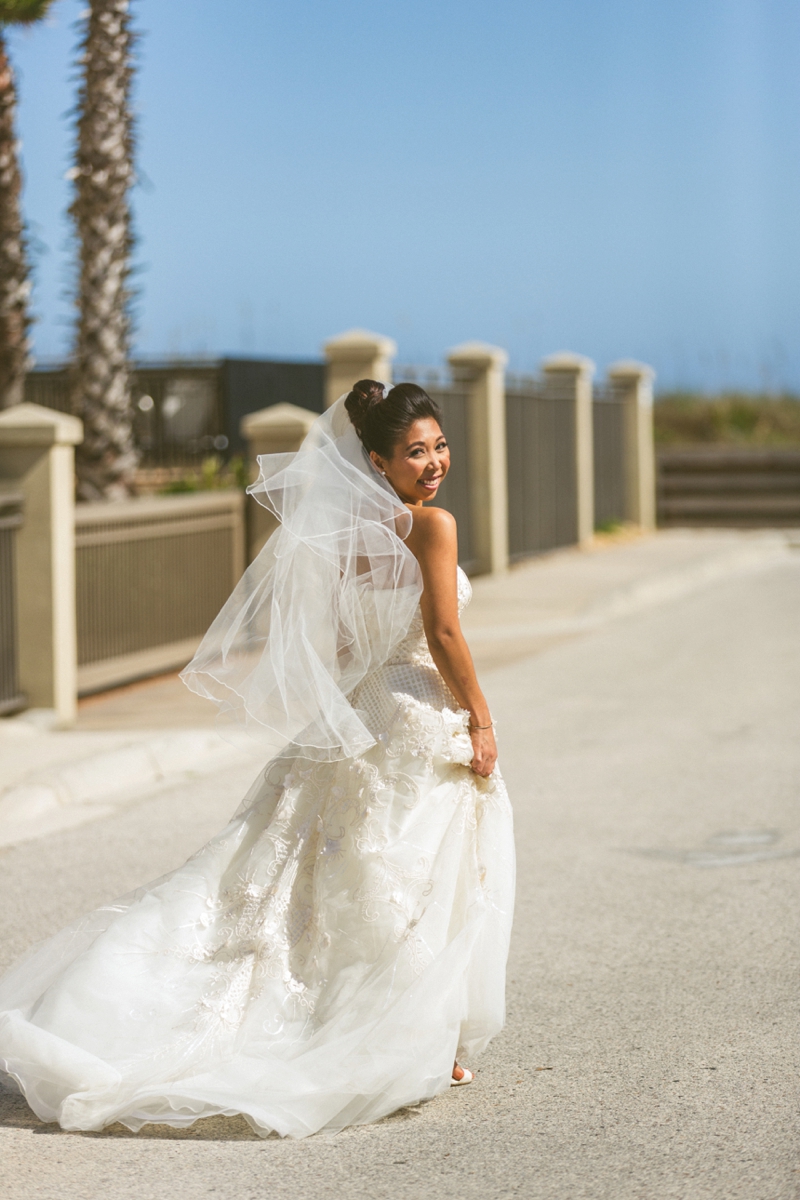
[241,402,318,561]
[323,329,397,408]
[541,353,596,546]
[607,360,656,531]
[0,402,83,726]
[447,342,509,575]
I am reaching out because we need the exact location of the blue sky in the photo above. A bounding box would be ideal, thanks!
[8,0,800,390]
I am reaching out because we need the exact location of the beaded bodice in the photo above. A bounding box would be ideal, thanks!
[385,566,472,669]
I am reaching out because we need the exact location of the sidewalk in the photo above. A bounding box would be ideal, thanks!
[0,527,795,849]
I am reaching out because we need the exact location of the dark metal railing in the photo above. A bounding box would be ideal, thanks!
[0,493,25,715]
[75,491,245,693]
[426,385,477,572]
[25,358,325,468]
[25,363,227,468]
[506,376,577,560]
[593,382,627,528]
[132,365,227,465]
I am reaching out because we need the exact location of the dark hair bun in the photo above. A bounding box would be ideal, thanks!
[344,379,385,435]
[344,379,444,459]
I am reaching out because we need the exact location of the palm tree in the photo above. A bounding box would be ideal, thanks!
[0,0,54,410]
[70,0,137,500]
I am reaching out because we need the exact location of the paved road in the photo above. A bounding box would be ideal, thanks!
[1,552,798,1199]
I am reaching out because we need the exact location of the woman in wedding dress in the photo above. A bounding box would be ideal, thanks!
[0,380,515,1139]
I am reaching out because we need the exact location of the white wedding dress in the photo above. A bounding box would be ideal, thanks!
[0,567,515,1139]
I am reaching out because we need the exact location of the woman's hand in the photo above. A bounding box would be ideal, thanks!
[469,726,497,778]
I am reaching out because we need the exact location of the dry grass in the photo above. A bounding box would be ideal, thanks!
[654,392,800,447]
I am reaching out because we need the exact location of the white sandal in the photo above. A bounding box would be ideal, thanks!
[450,1065,474,1086]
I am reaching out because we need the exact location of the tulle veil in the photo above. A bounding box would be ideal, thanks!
[180,395,423,761]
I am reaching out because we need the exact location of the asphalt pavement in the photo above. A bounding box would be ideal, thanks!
[1,531,798,1199]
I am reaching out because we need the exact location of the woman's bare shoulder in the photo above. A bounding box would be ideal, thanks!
[407,505,456,540]
[410,504,453,532]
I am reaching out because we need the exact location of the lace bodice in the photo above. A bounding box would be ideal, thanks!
[385,566,472,668]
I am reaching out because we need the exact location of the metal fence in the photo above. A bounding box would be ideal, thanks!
[426,385,477,572]
[505,374,577,560]
[75,491,245,694]
[0,493,25,714]
[593,382,627,528]
[26,363,227,467]
[365,366,640,565]
[25,358,325,468]
[132,365,227,464]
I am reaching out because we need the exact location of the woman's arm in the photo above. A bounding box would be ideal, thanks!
[405,507,497,778]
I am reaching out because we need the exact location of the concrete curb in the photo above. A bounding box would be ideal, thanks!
[0,730,261,849]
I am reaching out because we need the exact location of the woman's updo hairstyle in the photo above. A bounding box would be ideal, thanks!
[345,379,443,459]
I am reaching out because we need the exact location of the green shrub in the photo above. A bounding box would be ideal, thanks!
[160,455,248,494]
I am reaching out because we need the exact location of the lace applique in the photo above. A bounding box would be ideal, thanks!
[168,871,319,1036]
[196,954,256,1031]
[166,565,507,1034]
[382,698,474,771]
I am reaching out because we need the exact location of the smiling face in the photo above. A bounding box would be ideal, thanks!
[369,417,450,507]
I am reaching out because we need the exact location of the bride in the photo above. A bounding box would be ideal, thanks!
[0,380,515,1139]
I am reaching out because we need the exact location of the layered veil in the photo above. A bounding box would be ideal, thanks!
[181,395,423,761]
[0,395,516,1141]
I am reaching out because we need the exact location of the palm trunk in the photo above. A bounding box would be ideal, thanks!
[70,0,138,501]
[0,30,31,410]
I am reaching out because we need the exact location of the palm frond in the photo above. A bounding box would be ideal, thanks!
[0,0,56,27]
